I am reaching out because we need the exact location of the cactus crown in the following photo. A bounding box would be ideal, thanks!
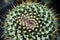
[4,0,57,40]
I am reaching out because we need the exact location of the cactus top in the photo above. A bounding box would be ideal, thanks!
[4,2,57,40]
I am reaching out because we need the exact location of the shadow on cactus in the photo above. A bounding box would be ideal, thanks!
[4,0,57,40]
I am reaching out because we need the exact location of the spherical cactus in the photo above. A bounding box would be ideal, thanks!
[4,0,57,40]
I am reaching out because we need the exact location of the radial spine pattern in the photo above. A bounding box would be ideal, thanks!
[4,1,57,40]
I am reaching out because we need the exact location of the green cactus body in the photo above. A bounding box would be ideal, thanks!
[4,2,57,40]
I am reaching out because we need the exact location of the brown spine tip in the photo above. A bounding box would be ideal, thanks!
[34,0,37,3]
[22,0,37,3]
[26,0,31,3]
[15,0,38,4]
[21,0,25,4]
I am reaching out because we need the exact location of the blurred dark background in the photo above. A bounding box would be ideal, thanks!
[0,0,60,40]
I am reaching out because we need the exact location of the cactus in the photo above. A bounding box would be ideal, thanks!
[4,0,57,40]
